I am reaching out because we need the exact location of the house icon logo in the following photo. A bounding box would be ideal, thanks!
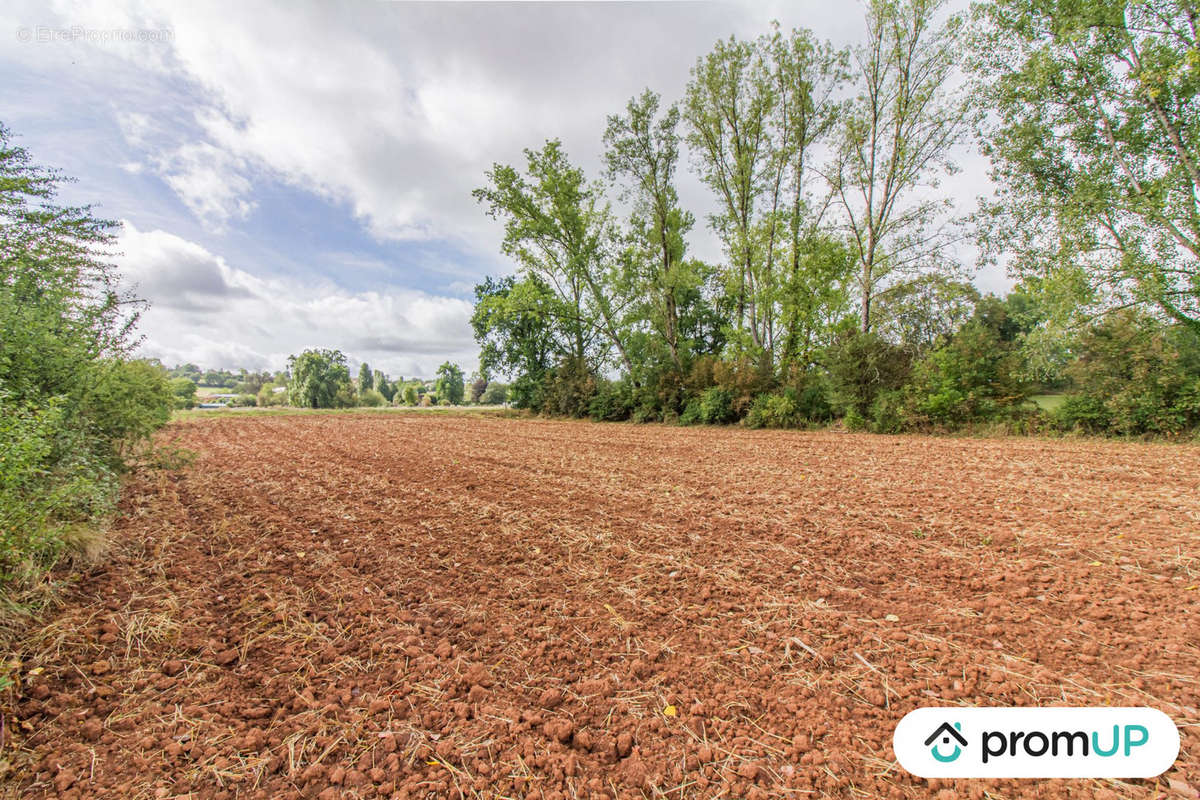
[925,721,967,762]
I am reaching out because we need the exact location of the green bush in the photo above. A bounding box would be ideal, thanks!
[0,126,176,595]
[825,330,912,420]
[703,357,772,419]
[793,380,834,423]
[844,407,868,431]
[1052,395,1108,433]
[639,367,687,421]
[542,359,596,418]
[743,395,771,429]
[169,377,197,410]
[256,383,288,406]
[358,388,386,407]
[0,396,114,584]
[332,383,358,409]
[77,360,174,466]
[1052,312,1200,435]
[480,381,509,404]
[506,374,542,410]
[588,380,634,421]
[632,403,660,424]
[698,386,736,424]
[680,398,703,425]
[902,317,1027,427]
[869,389,906,434]
[744,377,833,429]
[745,392,801,429]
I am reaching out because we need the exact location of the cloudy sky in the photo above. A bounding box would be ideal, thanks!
[1,0,998,378]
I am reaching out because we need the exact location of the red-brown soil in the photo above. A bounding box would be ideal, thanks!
[5,414,1199,799]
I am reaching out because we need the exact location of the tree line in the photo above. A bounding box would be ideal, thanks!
[281,350,473,409]
[164,351,499,410]
[470,0,1200,435]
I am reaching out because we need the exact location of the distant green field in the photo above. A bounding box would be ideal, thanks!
[1030,393,1066,412]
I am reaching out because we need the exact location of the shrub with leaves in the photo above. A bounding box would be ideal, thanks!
[1054,312,1200,435]
[588,379,634,421]
[0,124,171,592]
[541,358,596,418]
[0,396,113,584]
[358,388,386,407]
[824,330,912,419]
[745,392,801,429]
[256,382,288,407]
[903,316,1027,427]
[698,386,736,424]
[79,360,174,463]
[169,377,197,409]
[707,358,772,419]
[480,381,509,405]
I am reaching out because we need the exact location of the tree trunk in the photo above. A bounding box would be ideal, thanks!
[860,276,872,334]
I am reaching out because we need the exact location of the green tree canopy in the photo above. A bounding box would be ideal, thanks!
[604,89,701,373]
[471,274,563,408]
[169,376,198,410]
[972,0,1200,331]
[684,26,850,366]
[474,140,633,375]
[288,349,352,409]
[435,361,465,405]
[0,124,138,407]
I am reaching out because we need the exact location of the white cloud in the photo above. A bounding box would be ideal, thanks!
[14,0,990,266]
[115,110,152,146]
[33,0,883,249]
[117,222,476,376]
[118,221,253,310]
[153,141,255,227]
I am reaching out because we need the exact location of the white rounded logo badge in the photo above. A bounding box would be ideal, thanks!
[894,707,1180,778]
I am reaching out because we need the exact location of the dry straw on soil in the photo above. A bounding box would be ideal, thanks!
[3,414,1198,799]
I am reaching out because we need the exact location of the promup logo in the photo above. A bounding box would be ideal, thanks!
[925,722,967,763]
[894,707,1179,779]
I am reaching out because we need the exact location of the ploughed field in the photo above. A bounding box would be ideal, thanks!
[7,414,1200,799]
